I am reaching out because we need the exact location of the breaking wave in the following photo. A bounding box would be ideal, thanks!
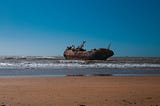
[0,56,159,69]
[0,62,160,69]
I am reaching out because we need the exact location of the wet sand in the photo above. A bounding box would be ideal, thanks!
[0,76,159,106]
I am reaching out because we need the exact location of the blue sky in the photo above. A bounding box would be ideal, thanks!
[0,0,160,56]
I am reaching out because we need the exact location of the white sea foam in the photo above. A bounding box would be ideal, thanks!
[59,60,86,64]
[0,62,160,69]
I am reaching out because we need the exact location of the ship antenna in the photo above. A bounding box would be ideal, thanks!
[77,41,86,49]
[107,43,111,49]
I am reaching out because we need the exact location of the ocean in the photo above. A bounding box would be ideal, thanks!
[0,56,160,77]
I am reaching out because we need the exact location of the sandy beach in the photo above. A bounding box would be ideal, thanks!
[0,76,159,106]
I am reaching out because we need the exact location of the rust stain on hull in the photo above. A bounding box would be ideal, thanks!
[64,41,114,60]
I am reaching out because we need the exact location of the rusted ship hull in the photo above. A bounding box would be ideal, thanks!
[64,41,114,60]
[64,49,114,60]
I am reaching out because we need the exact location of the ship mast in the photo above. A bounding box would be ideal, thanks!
[107,43,111,49]
[76,41,86,51]
[77,41,86,49]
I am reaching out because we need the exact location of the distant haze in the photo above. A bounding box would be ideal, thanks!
[0,0,160,57]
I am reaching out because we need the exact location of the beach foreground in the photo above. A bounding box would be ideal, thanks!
[0,77,159,106]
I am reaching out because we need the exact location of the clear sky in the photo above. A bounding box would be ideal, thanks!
[0,0,160,57]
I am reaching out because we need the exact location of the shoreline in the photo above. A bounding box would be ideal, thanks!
[0,76,159,106]
[0,73,160,78]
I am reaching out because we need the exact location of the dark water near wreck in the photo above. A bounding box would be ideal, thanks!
[0,56,160,77]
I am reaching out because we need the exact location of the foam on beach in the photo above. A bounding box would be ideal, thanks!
[0,61,160,69]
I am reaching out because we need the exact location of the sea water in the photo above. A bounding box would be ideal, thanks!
[0,56,159,77]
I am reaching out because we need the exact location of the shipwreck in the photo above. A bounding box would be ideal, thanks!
[64,41,114,60]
